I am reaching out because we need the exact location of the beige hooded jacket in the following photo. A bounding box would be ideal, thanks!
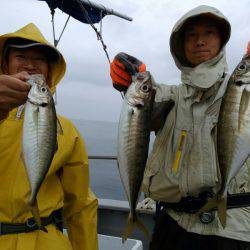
[142,5,250,241]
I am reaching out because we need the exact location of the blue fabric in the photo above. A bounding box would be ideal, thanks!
[41,0,107,24]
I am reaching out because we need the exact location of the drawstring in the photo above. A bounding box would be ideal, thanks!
[16,105,25,120]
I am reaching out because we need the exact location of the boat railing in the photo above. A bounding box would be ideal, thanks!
[87,154,155,215]
[88,155,117,160]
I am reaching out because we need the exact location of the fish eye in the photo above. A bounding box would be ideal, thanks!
[141,84,150,92]
[238,63,247,71]
[41,87,47,92]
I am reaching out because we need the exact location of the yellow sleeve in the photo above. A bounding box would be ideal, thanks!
[60,128,98,250]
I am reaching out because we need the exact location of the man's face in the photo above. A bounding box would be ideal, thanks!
[184,18,222,66]
[3,47,49,80]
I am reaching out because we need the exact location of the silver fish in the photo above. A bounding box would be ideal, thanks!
[117,71,154,242]
[22,74,57,231]
[201,54,250,227]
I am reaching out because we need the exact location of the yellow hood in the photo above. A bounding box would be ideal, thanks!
[0,23,66,93]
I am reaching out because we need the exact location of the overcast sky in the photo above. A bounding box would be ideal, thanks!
[1,0,249,122]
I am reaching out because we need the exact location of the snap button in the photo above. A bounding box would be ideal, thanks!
[199,212,215,224]
[26,218,37,229]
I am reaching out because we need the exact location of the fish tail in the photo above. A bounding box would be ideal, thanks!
[217,197,227,228]
[199,196,218,212]
[13,206,29,221]
[122,212,150,243]
[135,217,150,239]
[30,199,48,233]
[199,195,227,228]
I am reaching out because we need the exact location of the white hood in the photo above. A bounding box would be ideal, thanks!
[170,5,231,89]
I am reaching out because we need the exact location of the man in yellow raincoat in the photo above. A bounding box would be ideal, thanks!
[0,23,98,250]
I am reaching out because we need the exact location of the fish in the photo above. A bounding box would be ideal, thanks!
[117,71,154,242]
[200,52,250,228]
[22,74,57,231]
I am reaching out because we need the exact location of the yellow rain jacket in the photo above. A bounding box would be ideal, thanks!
[0,23,98,250]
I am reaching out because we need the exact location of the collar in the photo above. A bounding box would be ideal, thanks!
[181,50,228,89]
[183,72,229,104]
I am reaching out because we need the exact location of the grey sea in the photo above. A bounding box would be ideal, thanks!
[72,119,125,201]
[72,119,155,201]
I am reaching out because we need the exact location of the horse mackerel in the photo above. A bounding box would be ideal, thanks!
[22,74,57,231]
[117,71,154,242]
[201,53,250,227]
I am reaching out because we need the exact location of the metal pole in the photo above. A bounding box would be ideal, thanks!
[81,0,133,21]
[88,155,117,160]
[40,0,132,21]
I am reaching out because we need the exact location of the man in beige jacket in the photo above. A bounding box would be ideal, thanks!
[110,5,250,250]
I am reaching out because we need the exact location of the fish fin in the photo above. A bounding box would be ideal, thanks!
[122,212,150,243]
[217,196,227,228]
[20,151,25,165]
[122,213,134,243]
[13,204,30,221]
[30,199,48,233]
[238,87,250,130]
[135,217,150,239]
[57,118,63,135]
[32,106,39,125]
[199,196,218,213]
[199,195,228,228]
[55,141,58,153]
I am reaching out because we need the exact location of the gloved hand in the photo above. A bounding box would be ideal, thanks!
[110,52,146,92]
